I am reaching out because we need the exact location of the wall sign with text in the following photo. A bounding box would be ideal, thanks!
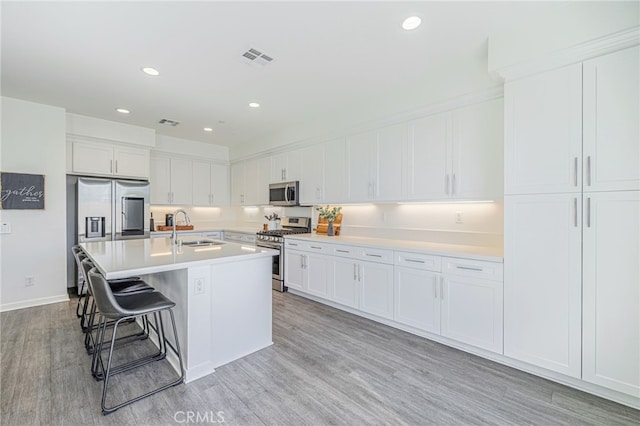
[0,172,45,210]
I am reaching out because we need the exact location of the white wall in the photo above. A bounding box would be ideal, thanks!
[1,97,68,311]
[230,52,499,160]
[155,134,228,162]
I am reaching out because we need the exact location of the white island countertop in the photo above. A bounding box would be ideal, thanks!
[285,234,503,262]
[81,237,276,280]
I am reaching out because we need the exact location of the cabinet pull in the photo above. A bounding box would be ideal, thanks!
[115,160,118,174]
[434,280,438,299]
[110,160,113,173]
[445,174,450,195]
[365,253,382,258]
[586,156,592,186]
[405,258,425,264]
[586,197,591,228]
[573,197,578,227]
[440,277,444,300]
[455,265,483,272]
[353,264,357,280]
[336,249,349,253]
[573,157,578,187]
[310,246,322,250]
[289,242,299,246]
[452,173,456,195]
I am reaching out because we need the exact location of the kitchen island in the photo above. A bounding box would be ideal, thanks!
[80,237,277,383]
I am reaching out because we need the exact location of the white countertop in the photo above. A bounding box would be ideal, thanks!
[151,227,259,235]
[285,234,503,262]
[81,236,277,280]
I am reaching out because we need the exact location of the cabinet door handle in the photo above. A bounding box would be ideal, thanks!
[434,279,438,299]
[310,246,322,250]
[573,157,578,187]
[586,197,591,228]
[586,156,592,186]
[336,249,349,253]
[365,253,382,258]
[115,160,118,174]
[440,277,444,300]
[445,174,450,195]
[289,242,298,246]
[452,173,456,195]
[353,264,357,280]
[110,160,113,173]
[573,197,578,227]
[405,259,425,264]
[455,265,483,272]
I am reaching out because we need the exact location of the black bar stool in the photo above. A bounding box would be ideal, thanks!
[87,267,184,415]
[79,257,154,354]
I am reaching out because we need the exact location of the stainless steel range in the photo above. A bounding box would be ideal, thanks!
[256,216,311,292]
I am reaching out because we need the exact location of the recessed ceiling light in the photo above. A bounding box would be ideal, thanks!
[402,16,422,31]
[116,108,130,114]
[203,127,213,132]
[249,102,260,108]
[141,67,160,76]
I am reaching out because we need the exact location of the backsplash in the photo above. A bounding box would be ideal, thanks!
[151,202,503,247]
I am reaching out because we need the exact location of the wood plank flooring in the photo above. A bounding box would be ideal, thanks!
[2,291,639,425]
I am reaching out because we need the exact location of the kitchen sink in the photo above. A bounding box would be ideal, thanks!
[181,240,225,247]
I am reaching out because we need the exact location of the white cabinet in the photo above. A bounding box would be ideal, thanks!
[202,231,223,240]
[231,158,269,206]
[408,99,503,201]
[441,257,504,354]
[299,144,324,205]
[394,266,441,334]
[270,151,301,183]
[452,99,504,200]
[331,256,360,309]
[192,161,229,206]
[323,137,348,203]
[284,244,331,297]
[358,261,394,320]
[506,47,639,196]
[504,64,583,195]
[582,191,640,397]
[504,193,582,377]
[583,46,640,192]
[150,156,192,205]
[394,252,503,354]
[71,140,150,179]
[347,124,405,202]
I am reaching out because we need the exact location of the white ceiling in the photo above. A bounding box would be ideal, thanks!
[0,1,598,149]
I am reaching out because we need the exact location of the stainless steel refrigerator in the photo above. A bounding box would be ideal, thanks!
[66,176,150,290]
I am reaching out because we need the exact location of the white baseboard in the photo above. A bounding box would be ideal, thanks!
[0,294,70,312]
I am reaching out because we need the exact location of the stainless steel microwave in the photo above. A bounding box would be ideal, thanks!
[269,181,299,206]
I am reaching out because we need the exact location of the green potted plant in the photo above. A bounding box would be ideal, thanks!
[316,205,342,236]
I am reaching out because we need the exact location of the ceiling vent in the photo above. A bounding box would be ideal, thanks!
[241,47,274,67]
[158,118,180,127]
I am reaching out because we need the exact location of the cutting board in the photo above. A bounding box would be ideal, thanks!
[315,213,342,235]
[156,225,194,231]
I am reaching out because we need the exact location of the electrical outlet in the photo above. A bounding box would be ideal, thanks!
[455,211,464,224]
[25,276,35,287]
[194,278,205,295]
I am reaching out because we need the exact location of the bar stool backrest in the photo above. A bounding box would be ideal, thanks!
[88,268,125,319]
[80,258,96,294]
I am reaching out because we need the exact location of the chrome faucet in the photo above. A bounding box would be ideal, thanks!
[171,209,191,245]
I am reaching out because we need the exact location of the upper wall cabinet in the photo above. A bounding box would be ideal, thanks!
[297,137,349,205]
[583,46,639,192]
[504,64,583,195]
[270,151,301,183]
[299,143,325,205]
[71,140,150,179]
[408,99,503,201]
[231,158,269,206]
[347,124,405,203]
[192,161,229,206]
[150,155,193,205]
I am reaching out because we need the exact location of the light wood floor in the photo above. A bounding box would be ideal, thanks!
[1,291,638,425]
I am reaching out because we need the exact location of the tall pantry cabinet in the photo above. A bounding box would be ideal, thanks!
[504,46,639,398]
